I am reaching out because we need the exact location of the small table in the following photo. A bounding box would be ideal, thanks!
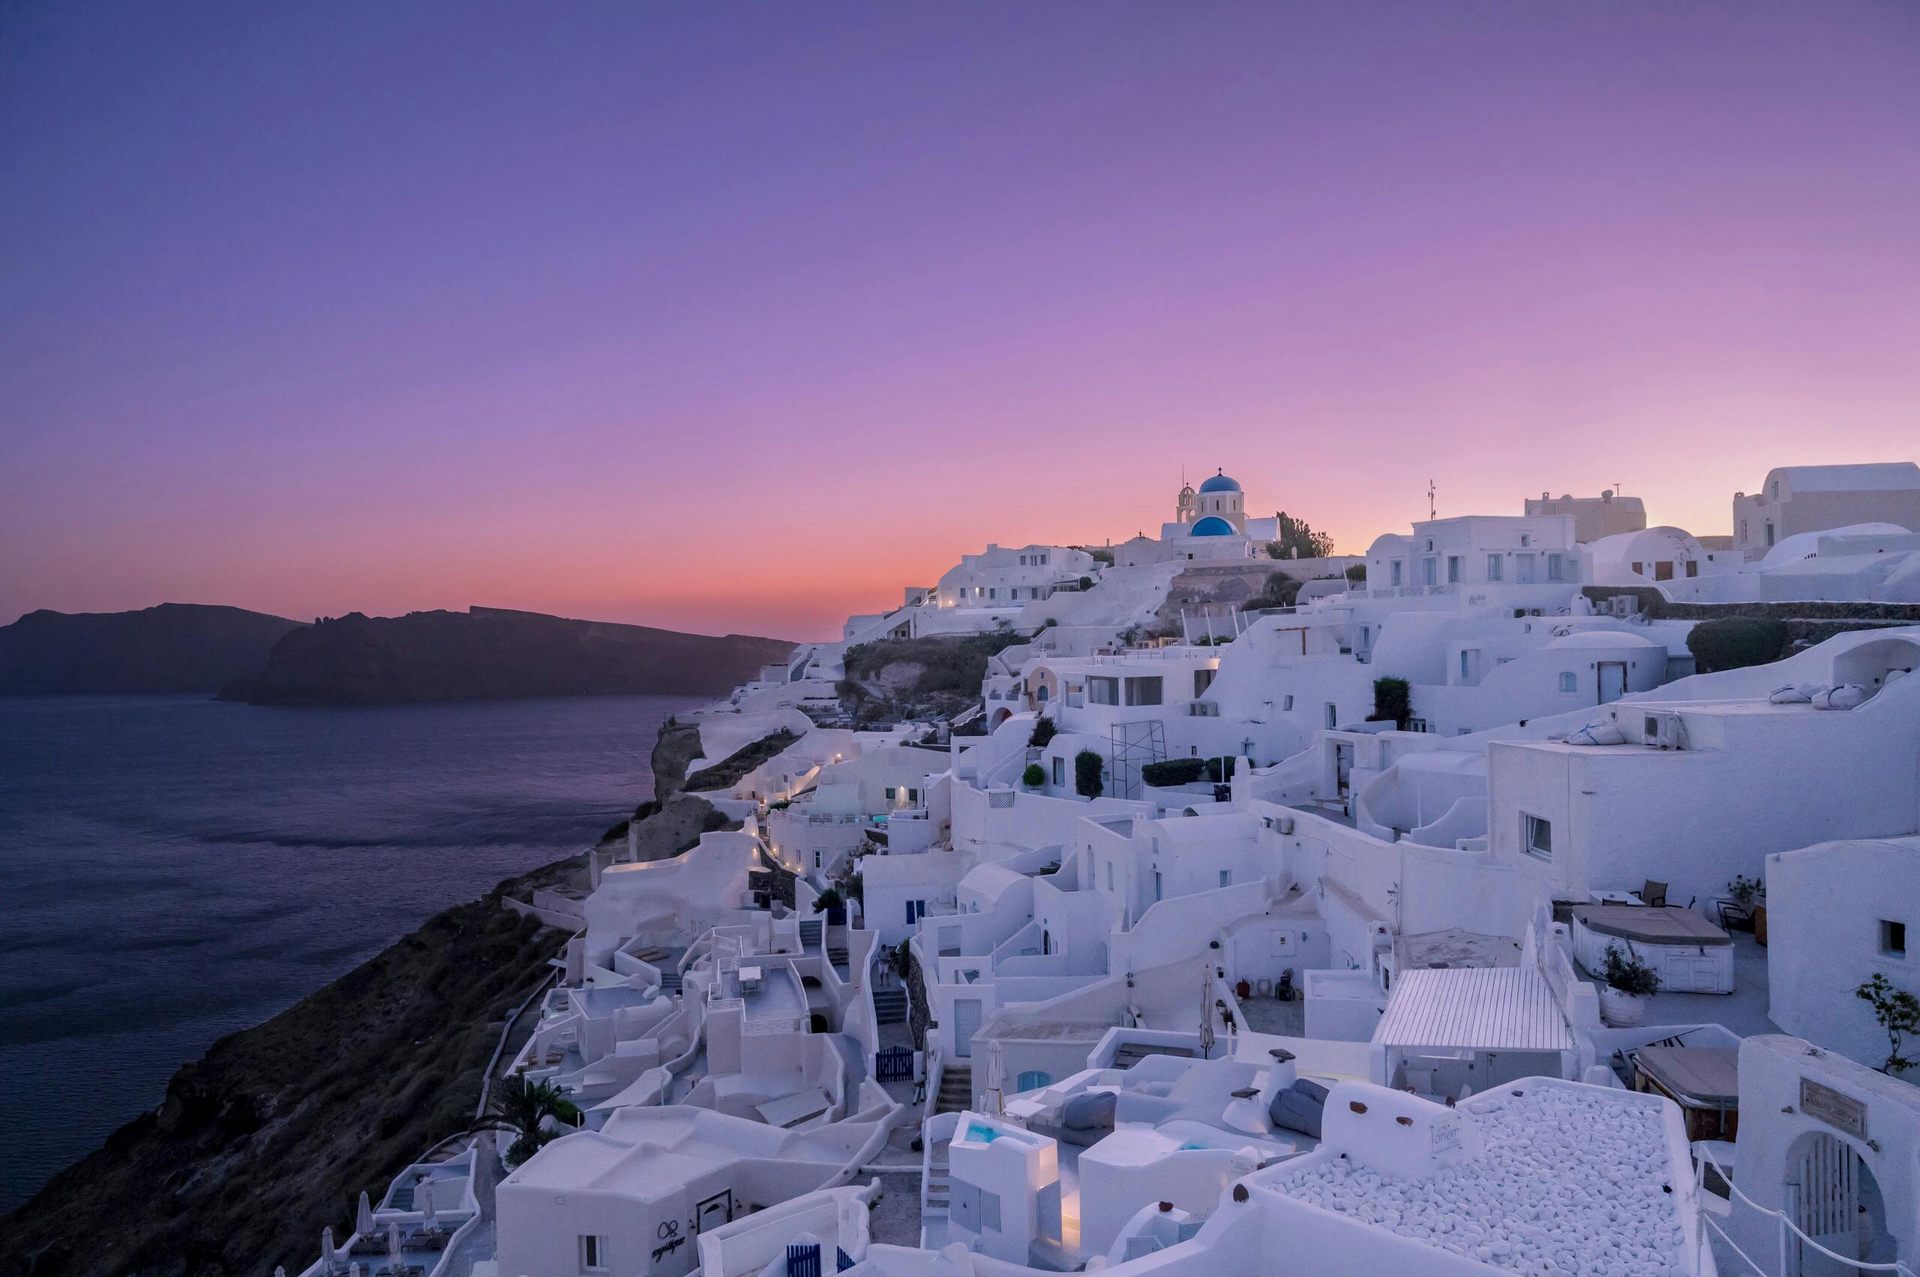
[1590,890,1645,907]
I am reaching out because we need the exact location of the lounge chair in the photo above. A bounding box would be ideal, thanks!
[1640,880,1668,908]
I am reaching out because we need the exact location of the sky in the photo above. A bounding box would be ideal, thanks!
[2,2,1917,641]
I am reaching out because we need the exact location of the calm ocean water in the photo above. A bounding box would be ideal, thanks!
[0,692,696,1213]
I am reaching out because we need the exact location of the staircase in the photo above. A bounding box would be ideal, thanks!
[657,968,683,994]
[871,988,907,1025]
[924,1153,951,1213]
[826,944,850,972]
[936,1063,972,1114]
[798,919,823,950]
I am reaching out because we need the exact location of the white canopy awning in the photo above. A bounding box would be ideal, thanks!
[1372,966,1572,1053]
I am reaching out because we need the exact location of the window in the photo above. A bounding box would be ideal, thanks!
[988,588,997,599]
[1764,521,1775,547]
[1153,871,1163,902]
[1053,757,1065,786]
[581,1236,610,1272]
[1087,676,1118,705]
[908,788,920,804]
[1486,554,1503,582]
[1459,651,1471,680]
[1520,533,1531,548]
[1105,861,1114,890]
[1686,561,1699,578]
[1559,672,1577,693]
[1016,1070,1052,1092]
[1631,562,1643,575]
[1547,553,1564,582]
[1447,556,1461,583]
[1194,668,1216,696]
[1522,813,1552,861]
[907,900,926,924]
[814,851,823,869]
[1882,919,1908,958]
[1423,557,1437,586]
[1219,870,1232,888]
[1325,702,1338,730]
[1124,676,1163,706]
[1391,560,1403,586]
[1771,480,1780,500]
[1283,695,1294,711]
[885,787,897,801]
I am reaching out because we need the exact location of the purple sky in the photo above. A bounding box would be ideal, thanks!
[4,1,1917,640]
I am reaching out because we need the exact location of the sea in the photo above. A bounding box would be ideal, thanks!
[0,691,698,1214]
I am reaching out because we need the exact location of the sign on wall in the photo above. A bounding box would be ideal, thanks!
[1799,1078,1868,1140]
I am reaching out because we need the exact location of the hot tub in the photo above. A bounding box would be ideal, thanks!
[1572,905,1735,994]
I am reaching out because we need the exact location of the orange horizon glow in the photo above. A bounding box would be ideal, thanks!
[4,4,1917,642]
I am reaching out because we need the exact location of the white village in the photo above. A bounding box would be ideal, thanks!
[290,463,1920,1277]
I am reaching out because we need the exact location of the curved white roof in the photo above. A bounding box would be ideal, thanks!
[1546,629,1660,650]
[1584,525,1703,567]
[1760,521,1912,567]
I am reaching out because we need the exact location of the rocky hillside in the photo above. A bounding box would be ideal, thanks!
[221,607,791,705]
[0,857,577,1277]
[0,603,304,694]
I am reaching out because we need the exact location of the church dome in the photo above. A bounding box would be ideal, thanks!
[1190,516,1236,537]
[1198,471,1241,494]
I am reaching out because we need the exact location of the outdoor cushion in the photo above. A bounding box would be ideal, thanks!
[1566,720,1626,746]
[1812,683,1867,710]
[1269,1078,1329,1139]
[1062,1089,1117,1131]
[1768,683,1819,704]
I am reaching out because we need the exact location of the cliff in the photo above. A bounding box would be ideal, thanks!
[221,606,792,705]
[0,603,304,694]
[0,855,577,1277]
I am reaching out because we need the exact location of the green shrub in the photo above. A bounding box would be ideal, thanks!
[1141,758,1206,787]
[1074,749,1104,799]
[1687,617,1790,672]
[1603,945,1661,998]
[1372,676,1411,728]
[1345,564,1366,583]
[1028,717,1057,748]
[1084,546,1115,566]
[1022,763,1046,788]
[1079,575,1094,590]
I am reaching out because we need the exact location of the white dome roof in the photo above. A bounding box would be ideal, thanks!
[1546,630,1660,650]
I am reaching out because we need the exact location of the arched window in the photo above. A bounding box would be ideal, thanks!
[1015,1070,1051,1093]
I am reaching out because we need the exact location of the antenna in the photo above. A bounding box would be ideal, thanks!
[1428,479,1437,521]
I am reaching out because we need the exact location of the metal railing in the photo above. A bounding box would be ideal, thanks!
[1692,1145,1914,1276]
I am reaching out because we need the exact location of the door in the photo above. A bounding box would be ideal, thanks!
[1335,742,1354,796]
[1597,662,1627,704]
[696,1189,734,1233]
[1514,553,1536,584]
[1785,1132,1860,1276]
[953,999,982,1058]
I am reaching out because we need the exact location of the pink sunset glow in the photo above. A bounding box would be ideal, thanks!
[4,3,1917,640]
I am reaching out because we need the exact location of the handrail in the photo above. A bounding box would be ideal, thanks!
[1693,1144,1915,1276]
[475,963,562,1122]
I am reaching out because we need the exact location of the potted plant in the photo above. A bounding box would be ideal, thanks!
[1021,763,1046,789]
[814,886,846,926]
[1599,944,1661,1026]
[1724,874,1762,935]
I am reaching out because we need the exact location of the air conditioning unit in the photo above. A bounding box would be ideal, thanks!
[1275,815,1295,835]
[1642,711,1687,749]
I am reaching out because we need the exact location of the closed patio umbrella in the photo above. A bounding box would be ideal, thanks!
[321,1227,337,1273]
[1199,960,1216,1059]
[356,1191,374,1237]
[387,1222,404,1269]
[419,1177,437,1234]
[985,1039,1006,1116]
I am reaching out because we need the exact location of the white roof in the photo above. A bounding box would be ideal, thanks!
[1371,966,1573,1052]
[1770,462,1920,493]
[1546,629,1660,650]
[957,861,1027,900]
